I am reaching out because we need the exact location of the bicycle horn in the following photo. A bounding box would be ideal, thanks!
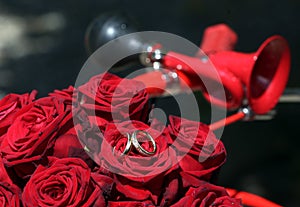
[208,35,291,114]
[162,35,290,114]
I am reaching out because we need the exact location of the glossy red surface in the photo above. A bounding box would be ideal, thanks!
[159,35,291,114]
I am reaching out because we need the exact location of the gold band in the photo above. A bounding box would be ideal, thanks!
[113,133,132,156]
[84,145,91,152]
[131,130,157,156]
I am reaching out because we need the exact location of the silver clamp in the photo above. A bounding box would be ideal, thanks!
[239,106,276,121]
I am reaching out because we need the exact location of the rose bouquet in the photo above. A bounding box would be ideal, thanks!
[0,72,276,206]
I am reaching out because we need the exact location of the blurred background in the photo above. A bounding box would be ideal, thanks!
[0,0,299,206]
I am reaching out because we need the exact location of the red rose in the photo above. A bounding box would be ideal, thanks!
[53,127,95,168]
[97,120,177,205]
[72,106,109,156]
[48,86,77,135]
[22,157,114,207]
[168,115,226,181]
[0,90,37,140]
[0,157,21,207]
[104,120,170,157]
[99,120,176,178]
[209,196,243,206]
[159,169,181,206]
[170,181,242,207]
[0,96,71,179]
[70,109,108,175]
[48,87,97,168]
[77,72,149,122]
[108,200,155,207]
[48,85,75,105]
[0,182,21,207]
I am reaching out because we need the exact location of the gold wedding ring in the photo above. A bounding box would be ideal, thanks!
[122,133,132,155]
[131,130,157,156]
[113,130,157,156]
[113,133,132,156]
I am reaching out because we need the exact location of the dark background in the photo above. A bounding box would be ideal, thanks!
[0,0,299,206]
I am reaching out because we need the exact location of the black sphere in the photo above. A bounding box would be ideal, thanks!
[85,12,141,55]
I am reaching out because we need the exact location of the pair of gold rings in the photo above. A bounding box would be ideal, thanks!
[116,130,157,156]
